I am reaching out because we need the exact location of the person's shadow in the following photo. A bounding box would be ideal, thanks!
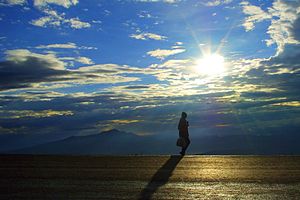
[139,155,183,200]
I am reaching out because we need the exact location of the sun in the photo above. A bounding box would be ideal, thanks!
[195,54,225,76]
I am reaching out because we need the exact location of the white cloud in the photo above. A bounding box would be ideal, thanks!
[60,56,94,65]
[5,49,65,70]
[241,3,271,31]
[33,0,78,8]
[77,64,146,74]
[67,17,91,29]
[0,0,26,6]
[241,0,300,54]
[130,32,167,40]
[137,11,153,18]
[203,0,232,7]
[1,0,79,7]
[36,42,97,50]
[92,20,102,24]
[78,46,97,50]
[147,48,185,59]
[30,9,91,29]
[30,9,64,27]
[36,42,77,49]
[30,16,54,27]
[76,56,94,65]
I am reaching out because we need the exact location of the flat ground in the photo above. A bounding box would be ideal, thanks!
[1,155,300,199]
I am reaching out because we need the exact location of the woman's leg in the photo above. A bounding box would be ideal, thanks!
[181,137,190,155]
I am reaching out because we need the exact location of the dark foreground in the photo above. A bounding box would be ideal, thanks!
[1,155,300,199]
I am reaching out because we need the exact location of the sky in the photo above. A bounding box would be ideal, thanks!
[0,0,300,140]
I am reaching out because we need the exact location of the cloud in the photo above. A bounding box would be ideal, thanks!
[3,84,298,138]
[33,0,78,8]
[148,59,201,87]
[0,49,141,91]
[67,17,91,29]
[130,32,167,41]
[108,119,142,124]
[203,0,232,7]
[30,16,56,27]
[241,0,300,54]
[0,49,69,90]
[147,48,185,59]
[266,44,300,67]
[30,8,91,29]
[30,9,64,27]
[0,0,26,6]
[60,56,94,65]
[241,1,300,80]
[271,101,300,107]
[76,63,151,76]
[36,42,97,50]
[0,109,73,119]
[123,85,150,90]
[137,11,154,18]
[1,51,299,137]
[5,49,65,70]
[1,0,79,8]
[1,0,300,140]
[241,2,271,31]
[76,56,94,65]
[36,42,77,49]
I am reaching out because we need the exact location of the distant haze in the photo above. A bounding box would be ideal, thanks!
[2,129,299,155]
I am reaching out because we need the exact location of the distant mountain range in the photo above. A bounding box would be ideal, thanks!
[3,129,300,155]
[7,129,177,155]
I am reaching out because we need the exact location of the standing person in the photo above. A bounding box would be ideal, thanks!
[178,112,190,156]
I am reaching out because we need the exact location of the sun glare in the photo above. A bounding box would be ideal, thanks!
[195,54,225,76]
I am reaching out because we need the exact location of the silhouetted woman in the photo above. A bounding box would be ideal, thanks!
[178,112,190,155]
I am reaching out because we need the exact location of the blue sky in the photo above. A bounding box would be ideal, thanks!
[0,0,300,140]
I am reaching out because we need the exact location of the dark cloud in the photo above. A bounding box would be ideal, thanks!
[123,85,150,89]
[0,57,73,90]
[1,89,298,136]
[266,44,300,66]
[0,51,142,91]
[291,16,300,41]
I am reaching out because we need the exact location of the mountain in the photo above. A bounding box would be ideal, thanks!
[9,129,177,155]
[5,129,300,155]
[0,132,71,152]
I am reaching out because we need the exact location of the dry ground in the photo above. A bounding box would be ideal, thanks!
[1,155,300,199]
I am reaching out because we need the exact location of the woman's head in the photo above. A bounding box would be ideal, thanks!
[181,112,187,119]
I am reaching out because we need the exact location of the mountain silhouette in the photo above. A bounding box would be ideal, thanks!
[9,129,176,155]
[5,128,300,155]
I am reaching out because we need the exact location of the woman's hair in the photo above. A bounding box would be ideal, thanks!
[181,112,187,118]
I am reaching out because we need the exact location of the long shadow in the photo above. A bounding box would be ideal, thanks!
[139,155,183,200]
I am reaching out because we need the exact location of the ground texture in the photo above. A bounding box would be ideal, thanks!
[1,155,300,199]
